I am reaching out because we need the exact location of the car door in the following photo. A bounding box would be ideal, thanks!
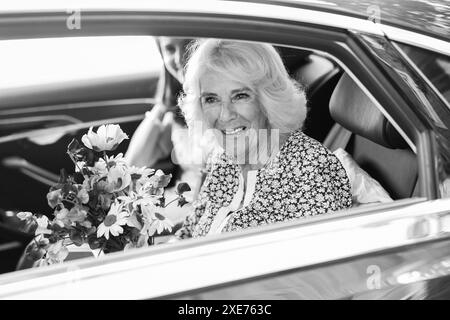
[0,36,162,214]
[2,197,450,299]
[0,2,449,300]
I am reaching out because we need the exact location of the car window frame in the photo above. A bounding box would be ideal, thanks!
[0,5,445,296]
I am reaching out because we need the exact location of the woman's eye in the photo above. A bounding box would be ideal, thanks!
[202,96,219,106]
[234,93,250,101]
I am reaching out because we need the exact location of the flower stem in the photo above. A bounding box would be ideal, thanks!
[163,196,180,208]
[67,152,88,180]
[98,242,106,258]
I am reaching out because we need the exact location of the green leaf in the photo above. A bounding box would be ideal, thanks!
[177,195,189,207]
[69,229,84,246]
[176,182,191,194]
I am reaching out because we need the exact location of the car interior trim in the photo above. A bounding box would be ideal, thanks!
[1,157,60,187]
[0,98,157,116]
[0,115,82,127]
[0,114,144,144]
[417,131,440,200]
[0,0,384,37]
[381,24,450,57]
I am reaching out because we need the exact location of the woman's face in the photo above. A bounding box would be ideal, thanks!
[199,72,269,163]
[158,37,191,83]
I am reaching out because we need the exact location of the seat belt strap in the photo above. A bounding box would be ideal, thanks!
[323,123,352,152]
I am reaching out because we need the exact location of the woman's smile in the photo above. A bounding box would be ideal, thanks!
[221,126,248,135]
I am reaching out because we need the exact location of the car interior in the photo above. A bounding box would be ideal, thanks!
[0,38,420,274]
[276,46,418,201]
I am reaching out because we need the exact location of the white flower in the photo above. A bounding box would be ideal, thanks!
[126,210,143,230]
[77,189,89,204]
[54,208,70,227]
[67,206,88,223]
[97,203,129,240]
[81,124,129,152]
[47,189,62,209]
[107,165,131,192]
[92,159,108,177]
[141,206,173,236]
[129,166,155,190]
[35,215,51,235]
[118,189,158,213]
[46,240,69,263]
[105,153,128,168]
[75,161,86,173]
[82,177,94,192]
[129,166,155,178]
[17,211,33,221]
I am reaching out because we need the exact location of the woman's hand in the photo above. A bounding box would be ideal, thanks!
[125,105,175,167]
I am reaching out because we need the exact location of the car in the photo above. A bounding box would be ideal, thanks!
[0,0,449,299]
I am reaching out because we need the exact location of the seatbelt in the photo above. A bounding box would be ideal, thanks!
[323,123,352,152]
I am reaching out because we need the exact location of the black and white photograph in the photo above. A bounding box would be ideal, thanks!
[0,0,449,302]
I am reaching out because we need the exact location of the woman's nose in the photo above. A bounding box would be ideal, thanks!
[218,102,237,122]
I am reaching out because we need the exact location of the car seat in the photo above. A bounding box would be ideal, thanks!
[324,73,418,200]
[277,47,343,143]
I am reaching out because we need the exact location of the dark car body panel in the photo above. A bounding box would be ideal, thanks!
[231,0,450,42]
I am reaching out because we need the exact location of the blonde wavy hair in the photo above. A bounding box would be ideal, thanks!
[178,39,307,135]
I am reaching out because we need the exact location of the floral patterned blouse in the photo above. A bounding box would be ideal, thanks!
[175,129,352,239]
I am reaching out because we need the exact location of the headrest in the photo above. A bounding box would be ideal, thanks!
[329,73,407,149]
[275,46,311,72]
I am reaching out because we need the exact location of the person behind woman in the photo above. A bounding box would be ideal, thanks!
[125,37,205,228]
[175,39,353,239]
[126,37,189,168]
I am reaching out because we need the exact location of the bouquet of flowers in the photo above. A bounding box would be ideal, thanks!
[17,124,190,266]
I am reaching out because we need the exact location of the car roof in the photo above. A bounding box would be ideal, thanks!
[1,0,448,55]
[235,0,450,42]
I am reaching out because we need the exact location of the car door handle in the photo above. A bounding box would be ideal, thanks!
[1,156,59,187]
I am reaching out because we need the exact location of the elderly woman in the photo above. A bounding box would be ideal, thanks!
[175,39,352,239]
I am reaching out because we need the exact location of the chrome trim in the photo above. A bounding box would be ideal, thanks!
[0,114,144,144]
[381,25,450,57]
[19,169,58,187]
[0,98,156,117]
[0,115,81,126]
[0,0,384,35]
[1,157,60,186]
[391,41,450,111]
[3,197,450,299]
[1,1,447,56]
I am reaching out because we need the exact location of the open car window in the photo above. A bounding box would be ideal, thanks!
[0,37,424,283]
[0,36,163,115]
[0,36,162,92]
